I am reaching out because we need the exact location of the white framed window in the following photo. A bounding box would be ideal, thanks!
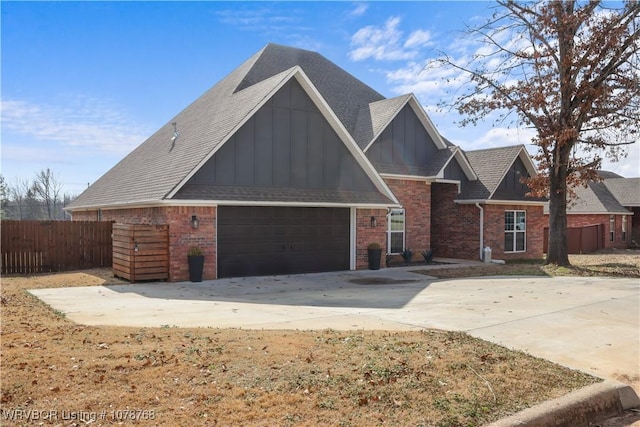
[622,215,627,242]
[387,208,405,254]
[505,210,526,252]
[609,215,615,242]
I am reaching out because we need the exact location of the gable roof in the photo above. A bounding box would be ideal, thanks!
[69,44,399,210]
[542,174,638,215]
[562,181,631,214]
[456,145,542,203]
[70,46,284,209]
[353,95,411,152]
[603,177,640,207]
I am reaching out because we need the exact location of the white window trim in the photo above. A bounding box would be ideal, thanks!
[622,215,627,242]
[505,210,526,253]
[387,208,405,255]
[609,215,615,242]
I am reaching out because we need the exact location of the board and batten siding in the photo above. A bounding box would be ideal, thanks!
[443,156,469,189]
[493,156,533,200]
[366,104,439,170]
[185,79,376,193]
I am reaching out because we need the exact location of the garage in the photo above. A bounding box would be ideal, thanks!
[217,206,351,278]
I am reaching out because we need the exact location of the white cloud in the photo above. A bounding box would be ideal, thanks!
[1,97,150,156]
[349,16,429,61]
[348,3,368,17]
[404,29,432,49]
[472,127,537,149]
[601,143,640,177]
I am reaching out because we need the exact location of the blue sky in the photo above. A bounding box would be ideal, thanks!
[2,1,638,196]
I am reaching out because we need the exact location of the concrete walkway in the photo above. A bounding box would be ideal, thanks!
[30,268,640,392]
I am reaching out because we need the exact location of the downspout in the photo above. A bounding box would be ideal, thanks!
[475,203,484,261]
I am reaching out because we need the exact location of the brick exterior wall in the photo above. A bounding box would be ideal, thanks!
[430,183,545,261]
[631,208,640,247]
[72,206,217,281]
[384,179,431,254]
[431,183,480,260]
[355,208,388,270]
[483,204,545,260]
[549,213,633,249]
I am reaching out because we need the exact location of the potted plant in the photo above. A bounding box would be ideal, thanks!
[367,242,382,270]
[187,246,204,282]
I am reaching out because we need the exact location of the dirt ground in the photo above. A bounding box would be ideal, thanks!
[1,250,638,426]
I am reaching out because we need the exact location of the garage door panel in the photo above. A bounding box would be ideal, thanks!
[218,206,349,278]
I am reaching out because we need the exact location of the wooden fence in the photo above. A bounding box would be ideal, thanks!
[1,220,113,274]
[543,224,604,254]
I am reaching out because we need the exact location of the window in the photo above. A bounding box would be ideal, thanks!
[505,210,526,252]
[622,215,627,242]
[388,208,405,254]
[610,215,615,242]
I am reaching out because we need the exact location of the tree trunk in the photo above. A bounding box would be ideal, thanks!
[546,156,571,266]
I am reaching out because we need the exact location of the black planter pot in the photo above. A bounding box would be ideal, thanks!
[367,248,382,270]
[188,255,205,282]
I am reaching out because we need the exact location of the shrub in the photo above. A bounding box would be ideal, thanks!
[401,249,413,264]
[188,246,203,256]
[421,249,434,263]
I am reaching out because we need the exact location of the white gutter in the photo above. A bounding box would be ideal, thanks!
[475,203,484,261]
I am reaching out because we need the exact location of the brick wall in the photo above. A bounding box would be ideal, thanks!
[431,183,480,260]
[431,183,545,260]
[384,179,431,253]
[631,208,639,246]
[164,206,216,281]
[72,206,217,281]
[484,204,545,260]
[355,208,387,270]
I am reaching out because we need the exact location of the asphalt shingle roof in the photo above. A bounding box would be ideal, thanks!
[70,47,292,209]
[69,43,397,209]
[558,182,630,214]
[457,145,525,201]
[68,43,540,210]
[353,95,411,151]
[372,147,456,178]
[604,177,640,207]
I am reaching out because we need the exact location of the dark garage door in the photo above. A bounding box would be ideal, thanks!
[217,206,350,278]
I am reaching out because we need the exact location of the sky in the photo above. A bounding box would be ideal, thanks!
[2,1,639,197]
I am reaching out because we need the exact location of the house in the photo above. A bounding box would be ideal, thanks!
[67,44,546,281]
[544,172,637,251]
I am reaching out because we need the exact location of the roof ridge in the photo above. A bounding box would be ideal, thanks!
[466,144,525,154]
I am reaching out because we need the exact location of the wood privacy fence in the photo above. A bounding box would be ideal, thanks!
[543,224,604,254]
[1,220,113,274]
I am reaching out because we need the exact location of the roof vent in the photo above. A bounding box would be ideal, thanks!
[171,122,179,142]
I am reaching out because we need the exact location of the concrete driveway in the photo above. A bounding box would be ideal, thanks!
[30,268,639,390]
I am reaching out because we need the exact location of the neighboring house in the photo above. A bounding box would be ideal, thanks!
[603,176,640,246]
[67,44,545,281]
[546,172,637,250]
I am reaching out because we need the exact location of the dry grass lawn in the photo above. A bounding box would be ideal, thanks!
[3,250,635,426]
[416,248,640,279]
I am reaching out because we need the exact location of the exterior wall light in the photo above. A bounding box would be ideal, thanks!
[191,215,199,229]
[370,216,377,228]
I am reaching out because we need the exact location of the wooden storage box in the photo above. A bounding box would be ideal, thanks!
[112,224,169,282]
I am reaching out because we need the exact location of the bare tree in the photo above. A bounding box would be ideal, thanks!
[31,168,63,220]
[8,178,34,220]
[433,0,640,265]
[0,174,7,219]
